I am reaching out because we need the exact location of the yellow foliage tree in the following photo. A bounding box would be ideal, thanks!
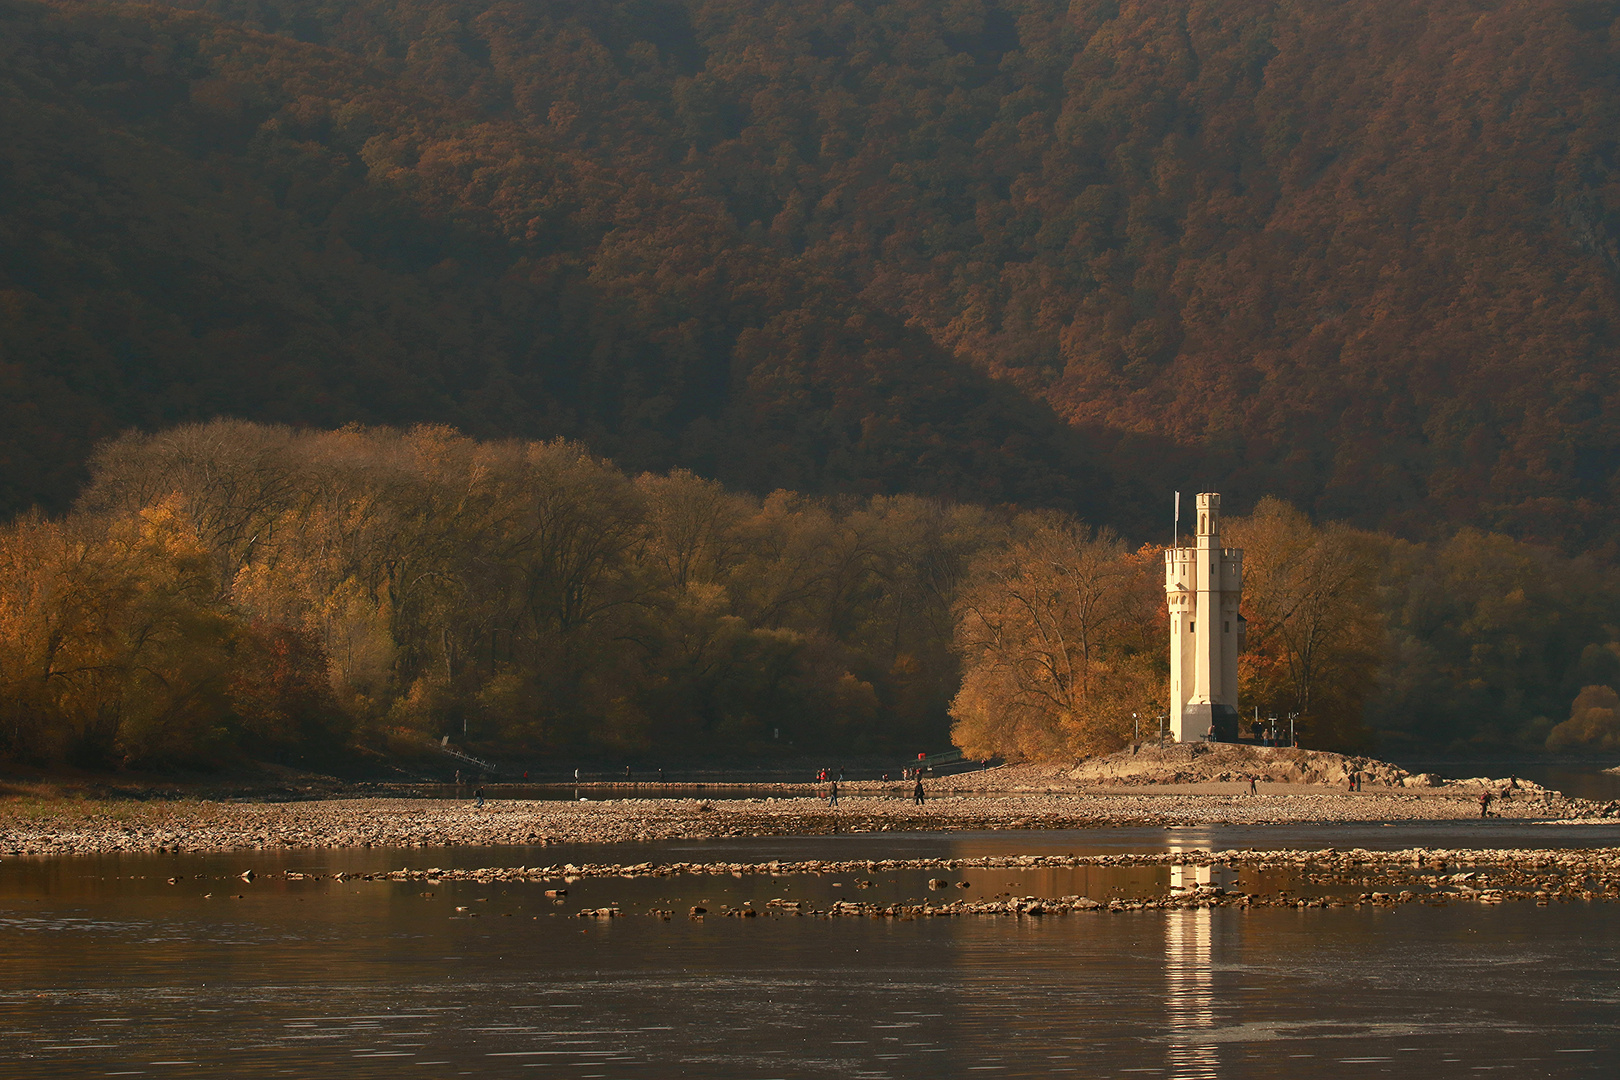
[1546,686,1620,754]
[949,513,1161,761]
[0,496,239,766]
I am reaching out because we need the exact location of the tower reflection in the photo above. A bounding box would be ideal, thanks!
[1164,906,1220,1078]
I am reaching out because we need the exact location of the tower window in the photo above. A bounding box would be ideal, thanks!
[1190,622,1195,633]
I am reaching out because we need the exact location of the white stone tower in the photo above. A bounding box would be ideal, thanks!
[1164,493,1245,741]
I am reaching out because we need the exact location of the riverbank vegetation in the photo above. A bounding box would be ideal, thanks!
[2,422,990,768]
[4,422,1620,771]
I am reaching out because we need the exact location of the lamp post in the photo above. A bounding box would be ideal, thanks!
[1133,713,1139,743]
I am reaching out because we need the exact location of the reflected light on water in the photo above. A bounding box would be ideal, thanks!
[6,838,1620,1076]
[1165,906,1220,1079]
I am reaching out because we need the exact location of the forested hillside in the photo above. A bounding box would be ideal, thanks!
[119,0,1620,552]
[4,0,1620,548]
[0,0,1105,518]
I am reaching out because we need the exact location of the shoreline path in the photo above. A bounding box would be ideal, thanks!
[0,779,1610,856]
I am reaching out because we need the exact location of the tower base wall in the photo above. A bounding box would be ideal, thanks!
[1179,703,1242,743]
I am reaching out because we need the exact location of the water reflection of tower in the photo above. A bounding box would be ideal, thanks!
[1164,907,1219,1078]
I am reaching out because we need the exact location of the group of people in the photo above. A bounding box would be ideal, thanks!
[816,768,928,806]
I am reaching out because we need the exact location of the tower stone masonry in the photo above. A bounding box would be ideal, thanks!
[1163,493,1245,741]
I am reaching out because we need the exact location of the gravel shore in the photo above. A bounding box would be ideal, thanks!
[0,781,1608,857]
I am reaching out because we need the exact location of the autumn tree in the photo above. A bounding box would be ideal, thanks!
[0,512,80,761]
[1546,685,1620,754]
[78,421,305,592]
[1225,498,1382,751]
[0,498,243,767]
[950,513,1161,761]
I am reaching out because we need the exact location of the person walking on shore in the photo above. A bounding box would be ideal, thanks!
[1249,775,1257,797]
[913,777,925,806]
[475,787,485,809]
[828,779,839,808]
[1479,791,1493,817]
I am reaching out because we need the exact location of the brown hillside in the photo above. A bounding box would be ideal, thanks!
[0,0,1106,516]
[147,0,1620,549]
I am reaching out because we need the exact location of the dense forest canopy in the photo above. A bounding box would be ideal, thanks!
[2,0,1620,549]
[0,0,1107,519]
[109,0,1620,553]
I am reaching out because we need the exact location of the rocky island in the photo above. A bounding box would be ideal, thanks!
[1,745,1610,857]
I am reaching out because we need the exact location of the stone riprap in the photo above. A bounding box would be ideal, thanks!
[0,785,1611,856]
[270,846,1620,918]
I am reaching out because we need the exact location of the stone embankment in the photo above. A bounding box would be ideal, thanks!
[0,783,1611,857]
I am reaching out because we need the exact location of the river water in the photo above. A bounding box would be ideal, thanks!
[3,825,1618,1077]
